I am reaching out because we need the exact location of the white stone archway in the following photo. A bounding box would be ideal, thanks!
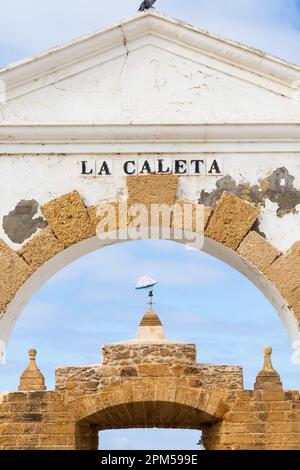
[1,228,299,358]
[0,10,300,360]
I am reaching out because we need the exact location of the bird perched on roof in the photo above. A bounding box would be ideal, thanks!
[138,0,157,12]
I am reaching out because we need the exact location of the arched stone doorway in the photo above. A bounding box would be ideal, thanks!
[72,382,224,450]
[1,316,300,451]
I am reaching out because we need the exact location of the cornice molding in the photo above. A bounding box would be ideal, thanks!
[1,123,300,154]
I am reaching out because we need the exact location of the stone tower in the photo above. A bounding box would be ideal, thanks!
[100,298,198,382]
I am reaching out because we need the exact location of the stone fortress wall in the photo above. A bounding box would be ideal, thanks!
[1,307,300,450]
[56,342,243,399]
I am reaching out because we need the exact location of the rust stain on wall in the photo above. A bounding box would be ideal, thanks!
[3,200,47,244]
[199,168,300,218]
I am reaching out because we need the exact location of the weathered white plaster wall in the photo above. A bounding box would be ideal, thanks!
[1,44,300,124]
[0,10,299,356]
[0,12,299,252]
[0,153,299,252]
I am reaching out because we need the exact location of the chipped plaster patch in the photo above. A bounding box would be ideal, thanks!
[199,175,258,207]
[259,199,300,252]
[3,200,47,244]
[199,167,300,218]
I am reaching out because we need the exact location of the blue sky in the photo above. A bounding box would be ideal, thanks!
[1,0,300,67]
[1,0,300,451]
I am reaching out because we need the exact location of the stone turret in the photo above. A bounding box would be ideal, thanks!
[55,293,244,397]
[19,349,46,391]
[101,297,197,367]
[136,307,165,341]
[254,346,283,390]
[136,289,165,341]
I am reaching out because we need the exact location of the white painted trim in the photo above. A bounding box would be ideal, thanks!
[1,11,300,102]
[1,124,300,154]
[2,123,300,141]
[2,143,300,154]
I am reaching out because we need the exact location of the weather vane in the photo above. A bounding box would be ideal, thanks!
[135,275,158,310]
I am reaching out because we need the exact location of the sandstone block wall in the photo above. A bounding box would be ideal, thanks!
[0,391,76,450]
[184,365,244,390]
[18,227,64,271]
[205,192,260,250]
[1,377,300,450]
[53,341,243,402]
[55,362,243,401]
[55,366,101,396]
[127,174,178,209]
[99,363,243,389]
[42,191,94,248]
[102,343,196,366]
[0,240,32,317]
[203,389,300,450]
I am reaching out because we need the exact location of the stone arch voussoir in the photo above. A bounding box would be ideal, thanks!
[0,174,299,341]
[71,380,227,430]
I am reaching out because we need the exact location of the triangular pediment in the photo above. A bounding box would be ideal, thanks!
[1,11,300,124]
